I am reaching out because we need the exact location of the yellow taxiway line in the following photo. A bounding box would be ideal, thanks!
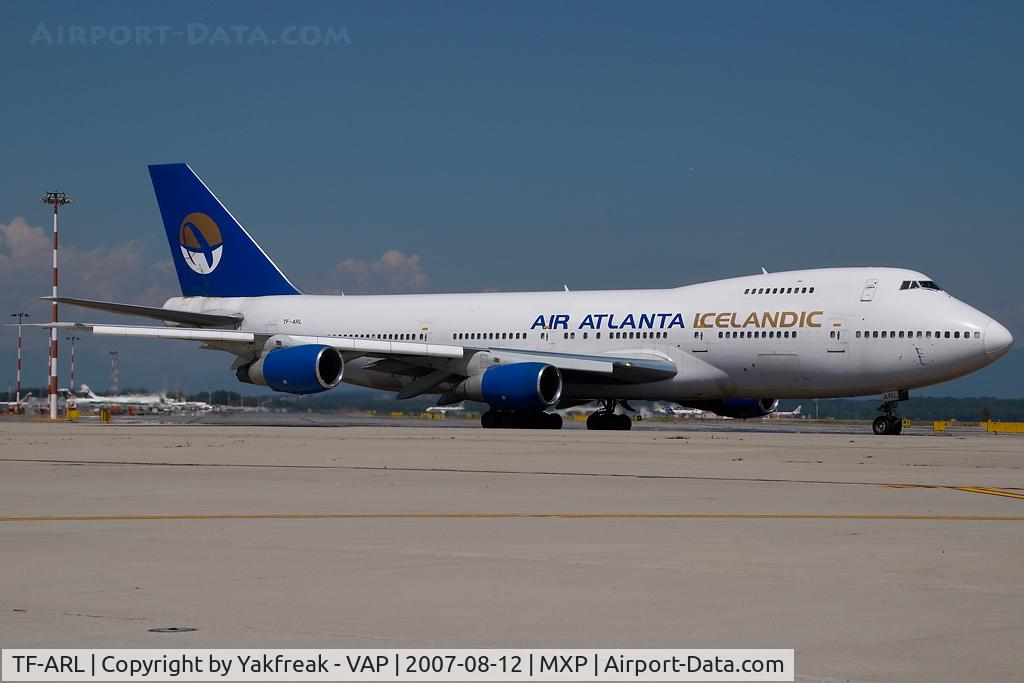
[1,513,1024,522]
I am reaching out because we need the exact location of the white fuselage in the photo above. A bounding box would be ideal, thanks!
[166,267,1012,402]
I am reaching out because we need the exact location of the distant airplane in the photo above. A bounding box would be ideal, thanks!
[659,404,708,418]
[768,405,803,419]
[68,384,164,410]
[1,392,34,413]
[425,405,464,420]
[46,163,1013,436]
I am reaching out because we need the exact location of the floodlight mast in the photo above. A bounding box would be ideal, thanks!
[40,191,71,420]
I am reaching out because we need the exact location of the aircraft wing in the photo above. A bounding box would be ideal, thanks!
[484,347,678,383]
[51,323,465,360]
[365,345,677,393]
[51,324,675,387]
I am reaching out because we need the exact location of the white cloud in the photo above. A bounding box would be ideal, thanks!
[330,249,429,294]
[0,215,178,310]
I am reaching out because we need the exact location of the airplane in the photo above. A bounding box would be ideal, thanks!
[45,163,1013,435]
[768,405,802,419]
[425,405,464,420]
[1,392,34,414]
[65,384,213,414]
[658,404,709,418]
[68,383,165,410]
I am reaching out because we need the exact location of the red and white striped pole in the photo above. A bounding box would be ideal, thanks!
[10,312,29,414]
[40,191,71,420]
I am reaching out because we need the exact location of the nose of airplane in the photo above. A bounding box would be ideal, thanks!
[984,320,1013,361]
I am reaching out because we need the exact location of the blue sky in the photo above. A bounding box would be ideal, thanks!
[1,1,1021,396]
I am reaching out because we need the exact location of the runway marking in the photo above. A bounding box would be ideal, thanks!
[880,485,1024,501]
[1,513,1024,522]
[4,457,1023,491]
[954,487,1024,501]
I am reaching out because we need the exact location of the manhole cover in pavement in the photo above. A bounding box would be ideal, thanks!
[148,627,197,633]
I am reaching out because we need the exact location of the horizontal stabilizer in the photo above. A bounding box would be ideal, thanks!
[41,296,242,328]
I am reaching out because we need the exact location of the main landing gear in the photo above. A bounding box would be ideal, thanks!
[481,410,563,429]
[586,400,633,431]
[873,390,909,436]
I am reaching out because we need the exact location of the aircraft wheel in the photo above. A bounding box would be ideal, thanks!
[586,413,611,430]
[891,417,903,435]
[481,410,498,429]
[872,416,890,435]
[545,413,563,430]
[616,414,633,431]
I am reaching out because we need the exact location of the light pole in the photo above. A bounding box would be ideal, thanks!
[10,312,29,413]
[40,191,71,419]
[66,335,80,392]
[109,351,119,395]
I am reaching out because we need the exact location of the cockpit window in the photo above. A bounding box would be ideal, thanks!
[900,280,942,291]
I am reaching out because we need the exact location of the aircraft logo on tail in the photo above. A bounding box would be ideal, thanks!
[179,212,223,274]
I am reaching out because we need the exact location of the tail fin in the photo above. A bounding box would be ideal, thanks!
[80,384,97,398]
[149,163,301,297]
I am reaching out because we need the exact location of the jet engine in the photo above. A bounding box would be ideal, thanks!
[237,344,344,395]
[451,362,562,411]
[680,397,779,419]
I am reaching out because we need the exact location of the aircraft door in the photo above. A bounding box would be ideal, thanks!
[861,279,879,301]
[826,317,848,353]
[691,329,708,352]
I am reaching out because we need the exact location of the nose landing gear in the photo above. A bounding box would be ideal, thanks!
[586,400,633,431]
[872,415,903,435]
[873,390,909,435]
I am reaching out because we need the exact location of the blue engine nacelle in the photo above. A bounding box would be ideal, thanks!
[455,362,563,411]
[680,398,779,419]
[238,344,344,395]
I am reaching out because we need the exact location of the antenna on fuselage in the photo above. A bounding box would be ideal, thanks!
[761,267,769,275]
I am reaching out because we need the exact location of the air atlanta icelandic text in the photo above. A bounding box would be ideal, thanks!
[530,310,825,330]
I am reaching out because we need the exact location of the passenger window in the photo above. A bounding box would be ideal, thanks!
[792,331,798,339]
[570,332,575,339]
[916,331,922,338]
[719,331,723,338]
[944,331,950,338]
[899,331,904,338]
[974,331,980,339]
[583,332,588,339]
[563,332,568,339]
[810,287,815,293]
[596,332,601,339]
[926,331,931,338]
[744,288,750,294]
[856,331,862,338]
[954,331,960,339]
